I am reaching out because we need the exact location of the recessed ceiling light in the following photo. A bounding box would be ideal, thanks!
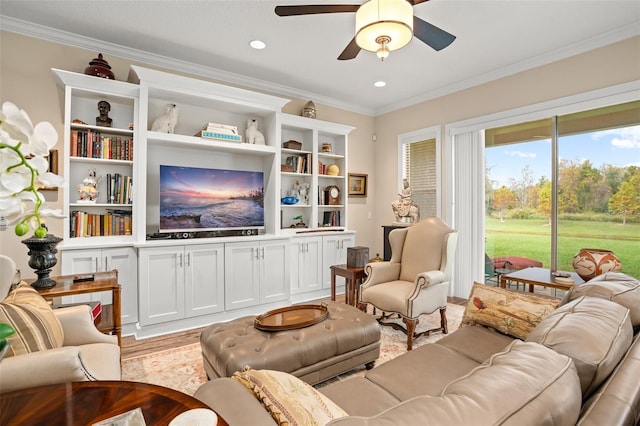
[250,40,266,50]
[374,81,386,88]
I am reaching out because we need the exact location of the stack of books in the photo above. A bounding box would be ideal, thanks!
[71,129,133,160]
[195,122,242,143]
[106,173,133,205]
[69,209,132,237]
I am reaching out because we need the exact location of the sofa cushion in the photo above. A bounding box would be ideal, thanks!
[0,282,64,357]
[232,367,347,426]
[327,341,582,426]
[435,323,515,364]
[526,296,633,400]
[561,272,640,330]
[461,282,560,340]
[578,333,640,426]
[363,341,480,401]
[319,377,400,417]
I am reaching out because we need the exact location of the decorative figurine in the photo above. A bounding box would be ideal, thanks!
[96,100,112,127]
[151,103,179,133]
[291,215,307,228]
[302,100,316,119]
[391,178,420,224]
[295,181,310,205]
[245,118,266,145]
[77,169,101,203]
[84,53,115,80]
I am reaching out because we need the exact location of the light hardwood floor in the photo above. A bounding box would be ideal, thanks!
[121,296,468,359]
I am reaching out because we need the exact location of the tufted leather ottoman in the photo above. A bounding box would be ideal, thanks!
[200,302,380,385]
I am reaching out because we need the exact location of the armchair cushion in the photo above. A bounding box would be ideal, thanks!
[461,282,560,340]
[0,282,64,357]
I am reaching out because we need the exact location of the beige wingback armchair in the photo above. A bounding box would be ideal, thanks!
[358,217,458,350]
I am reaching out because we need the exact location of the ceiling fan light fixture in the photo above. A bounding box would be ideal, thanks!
[376,36,390,60]
[355,0,413,57]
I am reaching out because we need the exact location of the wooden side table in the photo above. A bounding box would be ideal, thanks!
[330,264,367,306]
[26,270,122,346]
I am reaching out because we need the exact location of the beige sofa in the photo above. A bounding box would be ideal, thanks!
[195,272,640,425]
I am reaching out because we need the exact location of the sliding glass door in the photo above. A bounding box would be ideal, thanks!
[484,101,640,283]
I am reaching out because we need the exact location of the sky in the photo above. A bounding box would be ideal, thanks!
[159,165,263,200]
[486,125,640,188]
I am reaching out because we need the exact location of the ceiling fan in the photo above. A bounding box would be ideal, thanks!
[275,0,456,61]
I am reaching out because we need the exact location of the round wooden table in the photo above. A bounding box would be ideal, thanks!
[0,381,228,426]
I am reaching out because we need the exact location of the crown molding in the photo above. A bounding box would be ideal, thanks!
[2,15,638,118]
[0,15,376,116]
[374,22,640,116]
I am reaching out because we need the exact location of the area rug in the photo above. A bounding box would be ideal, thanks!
[121,303,465,395]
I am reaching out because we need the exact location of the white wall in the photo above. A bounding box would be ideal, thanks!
[1,30,639,285]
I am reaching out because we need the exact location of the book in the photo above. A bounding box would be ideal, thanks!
[200,131,242,142]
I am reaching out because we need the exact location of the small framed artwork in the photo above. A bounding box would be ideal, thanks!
[348,173,368,197]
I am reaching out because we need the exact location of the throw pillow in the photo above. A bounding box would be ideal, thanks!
[0,282,64,357]
[461,282,560,340]
[232,367,347,426]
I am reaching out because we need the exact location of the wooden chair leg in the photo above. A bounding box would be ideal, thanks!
[403,317,418,351]
[440,307,448,334]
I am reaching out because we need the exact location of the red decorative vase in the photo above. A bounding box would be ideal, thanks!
[572,248,622,281]
[84,53,115,80]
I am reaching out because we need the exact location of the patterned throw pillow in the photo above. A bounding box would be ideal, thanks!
[232,367,348,426]
[461,282,560,340]
[0,282,64,357]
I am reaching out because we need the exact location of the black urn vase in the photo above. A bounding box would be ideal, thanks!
[21,232,63,289]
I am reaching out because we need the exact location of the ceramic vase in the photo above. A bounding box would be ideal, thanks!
[572,248,622,281]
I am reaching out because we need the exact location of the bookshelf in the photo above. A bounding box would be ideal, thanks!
[53,69,138,247]
[279,114,353,231]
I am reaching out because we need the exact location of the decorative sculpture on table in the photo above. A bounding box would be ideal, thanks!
[392,178,420,224]
[77,169,100,203]
[96,100,112,127]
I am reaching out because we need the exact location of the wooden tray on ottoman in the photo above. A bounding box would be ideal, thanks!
[254,304,328,331]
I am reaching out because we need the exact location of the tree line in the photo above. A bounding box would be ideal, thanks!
[487,162,640,224]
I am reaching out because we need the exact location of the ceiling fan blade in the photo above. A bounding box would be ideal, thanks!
[413,16,456,51]
[275,5,360,16]
[338,37,361,60]
[408,0,431,5]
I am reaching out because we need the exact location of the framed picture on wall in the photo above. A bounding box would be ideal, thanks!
[348,173,368,197]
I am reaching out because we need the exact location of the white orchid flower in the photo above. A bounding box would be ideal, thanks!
[0,101,65,236]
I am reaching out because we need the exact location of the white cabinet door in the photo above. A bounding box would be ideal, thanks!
[290,236,322,295]
[322,234,356,289]
[185,244,225,317]
[61,247,138,325]
[62,249,101,275]
[225,239,289,310]
[260,239,289,304]
[224,241,260,311]
[104,247,138,324]
[138,246,184,326]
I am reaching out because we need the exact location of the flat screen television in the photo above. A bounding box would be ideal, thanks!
[159,165,264,233]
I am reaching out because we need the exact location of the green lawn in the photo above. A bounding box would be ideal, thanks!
[485,217,640,279]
